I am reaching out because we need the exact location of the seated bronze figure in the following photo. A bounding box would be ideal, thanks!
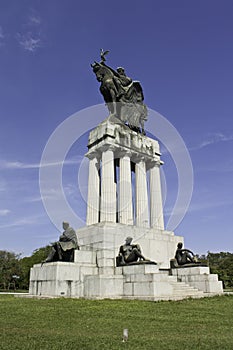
[175,242,196,265]
[116,237,148,266]
[170,242,205,268]
[42,222,79,265]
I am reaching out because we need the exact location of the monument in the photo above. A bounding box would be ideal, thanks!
[29,50,223,300]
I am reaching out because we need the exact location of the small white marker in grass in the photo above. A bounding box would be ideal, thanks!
[122,328,128,342]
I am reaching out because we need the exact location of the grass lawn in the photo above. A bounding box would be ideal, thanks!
[0,295,232,350]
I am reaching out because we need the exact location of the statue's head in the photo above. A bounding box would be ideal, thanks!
[117,67,125,75]
[62,221,69,230]
[125,236,133,245]
[177,242,183,249]
[91,62,104,82]
[91,62,99,72]
[96,71,104,82]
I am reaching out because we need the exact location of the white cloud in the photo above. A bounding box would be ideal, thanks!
[26,195,43,203]
[63,184,78,196]
[0,26,5,47]
[27,189,59,203]
[26,183,79,203]
[28,8,41,25]
[29,15,41,25]
[0,215,43,229]
[16,11,42,52]
[0,209,11,216]
[0,157,83,170]
[190,132,233,151]
[0,26,4,39]
[198,133,233,148]
[17,32,41,52]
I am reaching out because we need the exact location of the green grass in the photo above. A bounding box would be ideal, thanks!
[0,289,28,293]
[0,295,233,350]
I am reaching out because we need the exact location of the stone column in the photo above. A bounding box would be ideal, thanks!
[135,159,149,227]
[100,148,116,222]
[86,155,100,225]
[150,161,164,229]
[119,153,133,225]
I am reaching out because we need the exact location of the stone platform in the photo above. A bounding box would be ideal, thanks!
[29,249,223,300]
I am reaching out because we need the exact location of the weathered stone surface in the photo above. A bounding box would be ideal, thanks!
[74,250,96,265]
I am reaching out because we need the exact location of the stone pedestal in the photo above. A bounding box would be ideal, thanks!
[29,223,223,299]
[29,254,223,300]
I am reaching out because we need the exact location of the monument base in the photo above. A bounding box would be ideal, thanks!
[29,227,223,300]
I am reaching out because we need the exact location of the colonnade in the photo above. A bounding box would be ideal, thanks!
[86,148,164,230]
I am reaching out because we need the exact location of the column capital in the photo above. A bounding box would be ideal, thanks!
[117,149,132,159]
[155,160,164,166]
[101,144,116,154]
[147,158,164,170]
[134,156,147,164]
[85,150,101,161]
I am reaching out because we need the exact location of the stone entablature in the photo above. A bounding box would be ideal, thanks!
[87,119,162,167]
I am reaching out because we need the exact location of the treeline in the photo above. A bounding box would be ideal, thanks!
[203,252,233,289]
[0,246,51,291]
[0,248,233,291]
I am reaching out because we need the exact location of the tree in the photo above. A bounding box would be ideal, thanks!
[0,245,52,290]
[207,252,233,289]
[19,245,52,289]
[0,250,21,290]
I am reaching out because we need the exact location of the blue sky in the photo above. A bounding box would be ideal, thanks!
[0,0,233,256]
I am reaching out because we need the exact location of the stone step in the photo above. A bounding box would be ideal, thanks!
[171,284,201,291]
[171,290,204,296]
[172,285,201,291]
[172,284,201,291]
[170,281,204,296]
[172,288,201,293]
[123,294,206,301]
[172,290,204,295]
